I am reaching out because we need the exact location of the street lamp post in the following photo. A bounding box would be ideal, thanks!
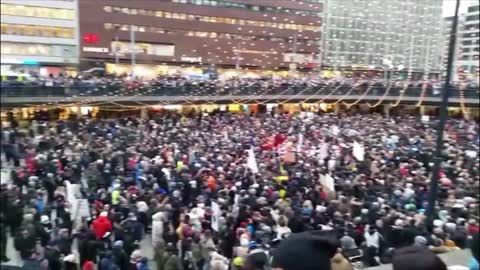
[130,25,136,76]
[425,0,460,229]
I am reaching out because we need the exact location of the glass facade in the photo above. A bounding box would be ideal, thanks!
[104,23,317,46]
[171,0,322,17]
[0,3,75,20]
[103,6,320,32]
[1,23,75,38]
[111,41,175,56]
[321,0,443,71]
[1,42,76,57]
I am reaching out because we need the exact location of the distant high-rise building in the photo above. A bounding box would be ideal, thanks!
[319,0,443,79]
[457,4,479,81]
[0,0,79,75]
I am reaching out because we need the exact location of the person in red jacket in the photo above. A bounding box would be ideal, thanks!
[92,212,112,240]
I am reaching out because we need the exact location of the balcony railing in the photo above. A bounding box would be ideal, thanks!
[1,82,479,103]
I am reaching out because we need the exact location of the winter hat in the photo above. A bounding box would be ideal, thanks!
[41,215,50,224]
[271,231,339,270]
[232,256,244,267]
[114,240,124,247]
[414,236,427,246]
[63,254,76,263]
[247,249,269,269]
[392,246,447,270]
[82,261,95,270]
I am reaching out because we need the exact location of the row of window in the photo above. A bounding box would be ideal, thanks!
[462,39,480,46]
[468,5,479,12]
[103,6,320,32]
[1,42,76,57]
[461,47,480,53]
[104,23,318,45]
[171,0,322,17]
[462,32,480,39]
[1,23,74,39]
[466,14,480,22]
[0,4,75,20]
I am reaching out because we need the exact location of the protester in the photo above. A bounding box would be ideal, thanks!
[392,246,447,270]
[0,109,478,270]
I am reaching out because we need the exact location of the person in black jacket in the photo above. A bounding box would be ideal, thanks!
[14,227,36,260]
[0,214,9,262]
[44,241,62,270]
[112,240,129,270]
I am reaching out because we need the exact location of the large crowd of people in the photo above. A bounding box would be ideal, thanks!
[1,109,479,270]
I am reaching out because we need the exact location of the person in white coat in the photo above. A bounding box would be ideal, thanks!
[152,211,166,248]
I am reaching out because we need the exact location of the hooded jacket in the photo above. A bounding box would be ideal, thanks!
[152,211,165,247]
[92,215,112,240]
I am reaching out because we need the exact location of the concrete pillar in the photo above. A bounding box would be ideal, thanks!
[140,107,148,120]
[383,104,391,118]
[76,106,82,119]
[419,106,426,115]
[463,108,471,120]
[333,103,340,115]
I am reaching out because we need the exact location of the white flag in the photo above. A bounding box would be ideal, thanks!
[223,130,229,141]
[319,142,329,160]
[211,201,221,232]
[331,125,340,136]
[247,147,259,174]
[296,133,304,152]
[319,174,335,192]
[353,141,365,161]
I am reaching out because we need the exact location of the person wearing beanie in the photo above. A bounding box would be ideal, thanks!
[113,240,129,270]
[271,231,342,270]
[392,246,447,270]
[244,247,269,270]
[82,260,96,270]
[414,235,428,247]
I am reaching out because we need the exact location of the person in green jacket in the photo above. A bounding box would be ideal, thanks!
[163,243,183,270]
[154,239,166,270]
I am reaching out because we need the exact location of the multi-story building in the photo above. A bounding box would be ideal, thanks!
[457,4,479,81]
[319,0,444,79]
[78,0,322,78]
[0,0,79,76]
[440,16,463,81]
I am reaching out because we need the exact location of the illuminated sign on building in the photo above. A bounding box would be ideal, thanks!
[181,56,202,62]
[83,33,99,44]
[83,47,109,53]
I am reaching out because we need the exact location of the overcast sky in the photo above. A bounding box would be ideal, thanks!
[443,0,477,17]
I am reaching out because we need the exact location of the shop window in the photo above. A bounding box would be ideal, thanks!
[156,11,163,17]
[104,6,112,12]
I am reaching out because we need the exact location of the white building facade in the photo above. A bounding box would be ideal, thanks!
[318,0,443,79]
[457,4,479,81]
[0,0,79,75]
